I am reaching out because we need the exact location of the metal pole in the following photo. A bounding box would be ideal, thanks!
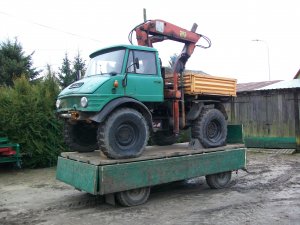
[252,39,271,81]
[143,8,147,22]
[294,89,300,152]
[265,41,271,81]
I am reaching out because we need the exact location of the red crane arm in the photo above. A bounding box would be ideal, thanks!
[135,19,200,58]
[135,19,200,45]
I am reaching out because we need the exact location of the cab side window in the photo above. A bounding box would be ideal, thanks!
[127,50,157,75]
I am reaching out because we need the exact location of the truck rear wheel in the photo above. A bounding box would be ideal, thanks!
[63,122,98,152]
[97,108,149,159]
[191,108,227,148]
[116,187,151,206]
[206,171,232,189]
[151,131,178,146]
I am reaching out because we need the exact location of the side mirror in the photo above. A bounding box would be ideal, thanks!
[76,70,81,81]
[134,57,139,69]
[124,57,140,87]
[126,57,140,72]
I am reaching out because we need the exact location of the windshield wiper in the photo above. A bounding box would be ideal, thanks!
[109,71,118,76]
[97,72,118,76]
[86,72,118,77]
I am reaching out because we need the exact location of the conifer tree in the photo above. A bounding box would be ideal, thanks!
[0,38,39,86]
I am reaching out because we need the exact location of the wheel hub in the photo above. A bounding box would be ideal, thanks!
[207,120,220,139]
[127,188,147,201]
[116,124,136,146]
[216,172,230,185]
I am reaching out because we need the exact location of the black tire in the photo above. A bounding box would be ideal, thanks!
[191,108,227,148]
[151,131,178,146]
[63,121,98,152]
[116,187,151,206]
[97,108,149,159]
[206,171,232,189]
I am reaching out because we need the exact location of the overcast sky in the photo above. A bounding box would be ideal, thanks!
[1,0,299,83]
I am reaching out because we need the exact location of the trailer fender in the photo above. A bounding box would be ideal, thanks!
[90,97,153,130]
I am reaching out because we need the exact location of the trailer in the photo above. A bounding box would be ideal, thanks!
[56,125,246,206]
[0,136,21,168]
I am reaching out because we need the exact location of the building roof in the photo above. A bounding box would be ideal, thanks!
[258,79,300,90]
[237,80,282,92]
[293,68,300,79]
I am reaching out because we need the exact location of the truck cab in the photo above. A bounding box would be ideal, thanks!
[56,45,166,159]
[56,45,163,116]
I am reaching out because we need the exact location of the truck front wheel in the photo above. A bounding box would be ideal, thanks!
[63,122,98,152]
[191,108,227,148]
[97,108,149,159]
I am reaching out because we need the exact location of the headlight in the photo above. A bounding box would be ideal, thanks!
[80,97,88,108]
[56,99,61,109]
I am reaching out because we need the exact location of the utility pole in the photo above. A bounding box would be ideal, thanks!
[143,8,147,22]
[252,39,271,81]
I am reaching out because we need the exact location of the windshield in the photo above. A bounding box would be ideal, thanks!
[85,49,125,77]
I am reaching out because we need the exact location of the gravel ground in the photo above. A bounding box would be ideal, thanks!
[0,150,299,225]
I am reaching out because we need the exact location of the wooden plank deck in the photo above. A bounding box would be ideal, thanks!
[61,143,245,166]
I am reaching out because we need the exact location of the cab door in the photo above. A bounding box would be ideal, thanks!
[125,50,163,102]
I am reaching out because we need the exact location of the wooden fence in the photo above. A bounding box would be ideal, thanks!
[224,88,300,150]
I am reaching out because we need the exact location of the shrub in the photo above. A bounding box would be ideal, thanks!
[0,75,65,167]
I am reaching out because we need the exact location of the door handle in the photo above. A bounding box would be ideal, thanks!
[153,80,161,84]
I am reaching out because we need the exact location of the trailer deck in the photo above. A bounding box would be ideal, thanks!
[60,143,245,166]
[57,144,245,193]
[56,125,246,206]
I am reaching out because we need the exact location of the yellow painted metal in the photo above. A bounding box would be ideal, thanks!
[184,73,237,96]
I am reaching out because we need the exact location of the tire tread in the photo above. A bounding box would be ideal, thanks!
[97,108,149,159]
[191,108,227,148]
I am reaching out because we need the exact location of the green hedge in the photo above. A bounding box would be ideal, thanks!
[0,76,65,168]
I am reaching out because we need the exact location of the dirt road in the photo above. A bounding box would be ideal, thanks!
[0,151,299,225]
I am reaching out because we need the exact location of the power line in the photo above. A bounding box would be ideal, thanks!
[24,48,85,52]
[0,10,103,43]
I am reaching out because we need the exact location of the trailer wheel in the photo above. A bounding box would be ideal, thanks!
[116,187,151,206]
[64,121,98,152]
[206,171,232,189]
[191,108,227,148]
[151,131,178,146]
[98,108,149,159]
